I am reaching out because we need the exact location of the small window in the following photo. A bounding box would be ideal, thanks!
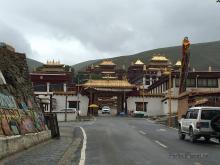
[198,78,218,87]
[207,79,218,87]
[68,101,79,109]
[135,102,148,112]
[186,79,196,87]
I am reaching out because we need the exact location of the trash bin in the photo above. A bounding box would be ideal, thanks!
[44,113,60,138]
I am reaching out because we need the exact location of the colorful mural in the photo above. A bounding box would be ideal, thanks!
[0,93,47,136]
[0,93,17,109]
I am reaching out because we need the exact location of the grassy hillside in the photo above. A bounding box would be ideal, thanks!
[73,41,220,71]
[26,58,43,72]
[73,59,100,72]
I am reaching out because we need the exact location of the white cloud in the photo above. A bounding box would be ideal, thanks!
[28,35,107,64]
[0,0,220,64]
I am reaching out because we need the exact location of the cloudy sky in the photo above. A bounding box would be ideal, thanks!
[0,0,220,65]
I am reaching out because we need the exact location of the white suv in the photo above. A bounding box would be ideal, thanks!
[178,107,220,143]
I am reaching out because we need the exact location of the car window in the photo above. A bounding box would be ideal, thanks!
[189,109,198,119]
[201,110,220,120]
[185,111,191,119]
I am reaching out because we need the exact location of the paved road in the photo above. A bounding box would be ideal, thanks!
[83,117,220,165]
[1,117,220,165]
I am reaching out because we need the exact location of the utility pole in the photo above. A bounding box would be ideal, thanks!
[50,94,53,113]
[168,68,172,127]
[143,85,145,112]
[123,90,126,113]
[65,95,67,122]
[143,65,146,112]
[76,76,80,112]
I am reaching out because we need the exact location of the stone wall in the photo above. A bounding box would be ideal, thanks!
[0,130,51,159]
[0,47,39,111]
[0,47,50,159]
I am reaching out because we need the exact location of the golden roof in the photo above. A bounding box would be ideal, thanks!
[151,55,168,61]
[99,60,116,66]
[134,59,144,65]
[175,60,181,66]
[46,60,63,66]
[83,80,135,89]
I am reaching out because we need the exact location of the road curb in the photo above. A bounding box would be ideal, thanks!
[57,127,83,165]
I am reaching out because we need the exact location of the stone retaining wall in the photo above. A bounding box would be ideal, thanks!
[0,130,51,159]
[0,47,39,111]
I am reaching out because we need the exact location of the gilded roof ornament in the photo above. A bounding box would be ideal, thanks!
[134,59,144,65]
[151,55,168,61]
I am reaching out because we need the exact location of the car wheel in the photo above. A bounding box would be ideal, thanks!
[204,136,210,142]
[211,115,220,132]
[189,128,196,143]
[178,127,185,140]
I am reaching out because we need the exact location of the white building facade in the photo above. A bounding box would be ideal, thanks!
[127,96,164,117]
[53,93,89,116]
[147,71,220,116]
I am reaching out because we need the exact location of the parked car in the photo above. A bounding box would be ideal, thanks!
[178,107,220,143]
[102,106,111,114]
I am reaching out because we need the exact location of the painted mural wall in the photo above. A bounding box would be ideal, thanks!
[0,47,47,137]
[0,93,47,136]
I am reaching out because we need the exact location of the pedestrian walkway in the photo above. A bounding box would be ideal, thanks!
[0,123,83,165]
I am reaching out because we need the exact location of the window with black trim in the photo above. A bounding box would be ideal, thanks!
[135,102,148,112]
[68,101,79,109]
[186,78,196,87]
[198,78,218,87]
[175,78,195,87]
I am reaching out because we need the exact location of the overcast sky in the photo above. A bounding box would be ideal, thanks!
[0,0,220,65]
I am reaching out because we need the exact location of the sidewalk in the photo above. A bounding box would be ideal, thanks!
[0,123,83,165]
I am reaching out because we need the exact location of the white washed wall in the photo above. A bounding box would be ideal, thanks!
[127,97,164,117]
[53,94,89,116]
[162,99,178,115]
[56,112,77,122]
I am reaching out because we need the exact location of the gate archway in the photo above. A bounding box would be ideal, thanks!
[82,80,135,115]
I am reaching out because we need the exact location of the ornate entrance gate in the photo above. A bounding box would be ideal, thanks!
[82,80,135,115]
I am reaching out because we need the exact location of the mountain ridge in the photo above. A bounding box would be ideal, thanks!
[26,58,43,71]
[73,40,220,72]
